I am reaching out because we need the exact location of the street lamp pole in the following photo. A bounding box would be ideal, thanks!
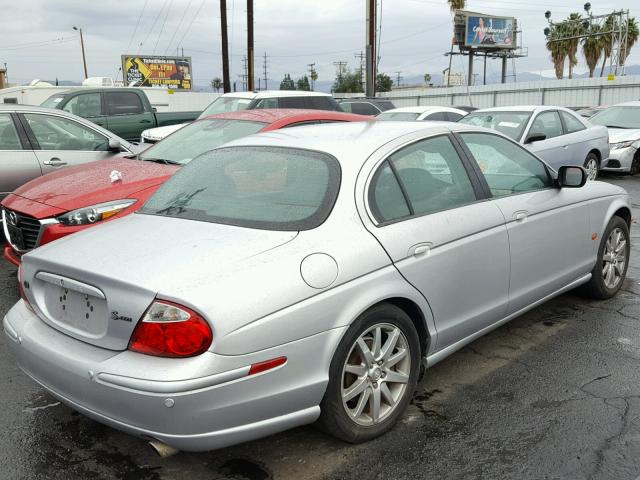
[73,26,88,79]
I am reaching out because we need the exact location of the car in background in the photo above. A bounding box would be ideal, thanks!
[0,105,136,205]
[1,109,371,265]
[588,101,640,175]
[140,90,343,145]
[454,106,478,113]
[459,106,609,180]
[338,98,396,116]
[376,106,468,122]
[41,88,200,143]
[576,105,608,118]
[4,121,630,453]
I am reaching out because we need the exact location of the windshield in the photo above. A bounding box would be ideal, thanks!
[140,146,341,231]
[41,94,68,108]
[377,112,420,121]
[198,97,252,119]
[139,119,266,165]
[459,111,531,140]
[589,106,640,129]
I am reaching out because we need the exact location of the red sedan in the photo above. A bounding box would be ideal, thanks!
[2,109,372,265]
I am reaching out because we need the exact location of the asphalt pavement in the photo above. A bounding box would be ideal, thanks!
[1,174,639,480]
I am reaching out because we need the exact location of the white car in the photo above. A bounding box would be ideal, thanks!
[376,106,468,122]
[588,101,640,175]
[140,91,342,145]
[460,106,610,181]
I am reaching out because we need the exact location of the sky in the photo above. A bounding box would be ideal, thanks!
[1,0,639,88]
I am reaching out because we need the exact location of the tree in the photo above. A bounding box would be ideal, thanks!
[296,75,311,91]
[310,67,318,91]
[376,73,393,92]
[332,68,364,93]
[447,0,465,12]
[565,13,584,79]
[546,23,568,79]
[210,77,223,92]
[279,74,296,90]
[600,15,616,77]
[582,24,602,77]
[424,73,432,84]
[620,17,639,67]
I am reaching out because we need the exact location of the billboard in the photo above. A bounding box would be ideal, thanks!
[122,55,192,90]
[465,15,515,49]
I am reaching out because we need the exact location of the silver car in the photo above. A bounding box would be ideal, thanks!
[0,105,136,203]
[4,122,631,453]
[460,106,610,181]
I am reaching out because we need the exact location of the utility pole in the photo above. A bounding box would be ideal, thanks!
[394,71,402,88]
[307,62,316,90]
[355,51,366,91]
[247,0,255,91]
[240,56,248,91]
[262,52,269,91]
[366,0,376,96]
[333,61,347,83]
[220,0,231,92]
[73,26,88,79]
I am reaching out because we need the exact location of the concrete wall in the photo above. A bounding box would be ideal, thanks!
[338,75,640,108]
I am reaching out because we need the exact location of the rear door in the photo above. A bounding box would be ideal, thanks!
[523,110,568,170]
[558,110,589,164]
[0,112,41,200]
[364,133,510,350]
[458,132,592,314]
[19,112,115,175]
[60,92,108,129]
[103,91,154,141]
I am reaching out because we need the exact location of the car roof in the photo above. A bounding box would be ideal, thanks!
[471,105,560,113]
[221,120,486,171]
[199,109,370,123]
[612,101,640,107]
[219,90,333,100]
[381,106,466,114]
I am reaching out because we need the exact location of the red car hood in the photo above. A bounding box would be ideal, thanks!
[6,158,179,218]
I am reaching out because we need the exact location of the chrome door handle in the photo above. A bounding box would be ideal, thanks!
[43,157,67,166]
[140,119,152,124]
[514,211,528,222]
[411,244,432,257]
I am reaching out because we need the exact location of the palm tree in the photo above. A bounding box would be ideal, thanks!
[447,0,465,12]
[565,13,583,79]
[600,15,615,77]
[582,24,602,77]
[620,17,639,67]
[546,24,568,79]
[210,77,223,92]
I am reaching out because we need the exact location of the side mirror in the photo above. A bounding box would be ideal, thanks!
[108,139,122,152]
[525,132,547,144]
[557,165,587,188]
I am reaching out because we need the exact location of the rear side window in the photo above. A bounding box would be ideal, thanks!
[105,92,145,115]
[350,103,379,116]
[424,112,448,121]
[369,162,411,222]
[0,114,22,150]
[560,111,586,134]
[446,112,465,122]
[141,146,341,231]
[461,132,552,197]
[253,98,278,109]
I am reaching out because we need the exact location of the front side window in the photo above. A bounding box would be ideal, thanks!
[253,98,279,109]
[23,114,109,151]
[461,132,552,197]
[139,119,266,165]
[41,94,67,109]
[369,136,476,223]
[377,112,420,121]
[424,112,448,121]
[140,147,341,231]
[350,103,379,116]
[0,114,22,150]
[529,111,563,139]
[105,92,144,115]
[62,93,102,118]
[459,111,531,140]
[560,111,586,134]
[199,97,252,118]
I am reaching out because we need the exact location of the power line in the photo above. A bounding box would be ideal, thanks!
[163,0,193,55]
[153,0,174,54]
[333,61,347,81]
[139,0,169,52]
[125,0,149,54]
[175,0,207,53]
[2,37,77,51]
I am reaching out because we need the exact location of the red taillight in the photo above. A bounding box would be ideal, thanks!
[249,356,287,375]
[128,300,213,358]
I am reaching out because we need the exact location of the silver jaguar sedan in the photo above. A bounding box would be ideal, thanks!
[3,121,631,453]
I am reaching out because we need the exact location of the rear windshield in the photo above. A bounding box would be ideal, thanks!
[140,146,341,231]
[459,111,531,140]
[41,94,68,108]
[377,112,420,121]
[139,119,266,165]
[198,97,252,118]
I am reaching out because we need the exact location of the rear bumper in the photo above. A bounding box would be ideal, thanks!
[4,301,344,452]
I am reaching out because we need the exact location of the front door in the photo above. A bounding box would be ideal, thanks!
[524,110,568,170]
[459,131,592,314]
[104,91,154,141]
[364,134,510,351]
[19,113,114,176]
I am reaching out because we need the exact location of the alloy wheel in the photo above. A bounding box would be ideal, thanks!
[585,158,599,181]
[341,323,411,426]
[602,227,627,289]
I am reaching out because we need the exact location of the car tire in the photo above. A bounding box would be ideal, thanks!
[583,153,599,181]
[581,215,630,300]
[318,303,420,444]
